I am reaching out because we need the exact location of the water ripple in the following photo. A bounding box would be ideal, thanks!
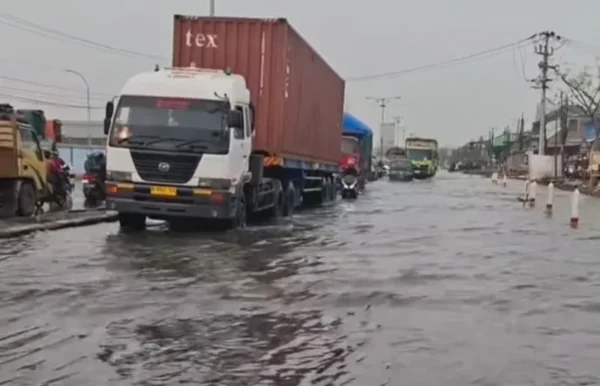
[2,173,600,385]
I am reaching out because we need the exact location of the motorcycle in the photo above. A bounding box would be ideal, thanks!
[48,163,74,211]
[340,173,359,199]
[82,172,106,201]
[339,155,361,199]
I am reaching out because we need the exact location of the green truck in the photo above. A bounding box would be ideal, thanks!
[405,137,438,179]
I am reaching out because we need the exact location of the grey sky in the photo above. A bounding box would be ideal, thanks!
[2,0,599,146]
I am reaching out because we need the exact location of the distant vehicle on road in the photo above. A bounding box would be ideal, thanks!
[340,113,373,199]
[388,158,414,181]
[0,104,71,217]
[406,137,438,179]
[82,152,106,202]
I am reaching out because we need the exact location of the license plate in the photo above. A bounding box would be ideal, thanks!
[150,186,177,196]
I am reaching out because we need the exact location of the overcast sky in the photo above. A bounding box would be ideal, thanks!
[2,0,599,146]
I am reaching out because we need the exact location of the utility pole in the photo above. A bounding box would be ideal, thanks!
[391,115,403,146]
[366,96,401,162]
[533,31,561,155]
[553,92,563,179]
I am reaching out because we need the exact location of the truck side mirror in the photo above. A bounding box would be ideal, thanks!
[104,101,114,135]
[227,110,243,129]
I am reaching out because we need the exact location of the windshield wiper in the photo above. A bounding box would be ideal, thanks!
[144,137,186,146]
[175,139,209,150]
[117,135,160,145]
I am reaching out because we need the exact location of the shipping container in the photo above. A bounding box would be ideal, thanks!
[17,109,46,140]
[44,119,63,142]
[173,16,345,166]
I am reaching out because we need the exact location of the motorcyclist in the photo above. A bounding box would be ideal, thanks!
[45,150,66,196]
[84,151,106,181]
[45,150,60,193]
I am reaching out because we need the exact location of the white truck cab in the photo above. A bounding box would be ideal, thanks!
[104,66,258,230]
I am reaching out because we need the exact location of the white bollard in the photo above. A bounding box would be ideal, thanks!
[491,172,498,184]
[529,181,537,207]
[571,188,580,228]
[521,180,530,206]
[502,174,507,187]
[546,182,554,211]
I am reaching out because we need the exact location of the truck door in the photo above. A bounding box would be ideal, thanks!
[230,106,251,180]
[18,127,46,190]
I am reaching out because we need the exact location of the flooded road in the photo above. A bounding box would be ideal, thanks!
[3,172,600,385]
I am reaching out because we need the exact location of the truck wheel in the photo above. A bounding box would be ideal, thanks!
[318,177,327,204]
[17,182,36,217]
[327,177,337,201]
[282,182,295,217]
[234,197,247,229]
[269,192,283,219]
[118,213,146,231]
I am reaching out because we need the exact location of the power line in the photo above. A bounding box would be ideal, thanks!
[0,92,104,109]
[0,85,107,102]
[562,37,600,55]
[347,34,538,81]
[0,12,167,62]
[0,74,114,97]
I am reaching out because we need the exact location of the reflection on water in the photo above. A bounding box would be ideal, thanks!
[2,172,600,385]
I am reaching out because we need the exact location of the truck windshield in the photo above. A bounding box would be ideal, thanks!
[390,159,412,170]
[341,137,359,155]
[407,149,433,161]
[108,95,229,154]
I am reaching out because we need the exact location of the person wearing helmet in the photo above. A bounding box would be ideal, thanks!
[45,150,67,196]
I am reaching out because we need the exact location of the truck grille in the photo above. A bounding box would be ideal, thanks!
[130,151,201,184]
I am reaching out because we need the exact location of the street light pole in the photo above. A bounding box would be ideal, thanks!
[65,69,91,149]
[366,96,401,162]
[65,69,90,121]
[209,0,215,16]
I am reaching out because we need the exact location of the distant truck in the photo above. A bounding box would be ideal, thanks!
[340,112,373,197]
[17,109,63,145]
[103,16,344,230]
[405,137,438,179]
[0,105,54,217]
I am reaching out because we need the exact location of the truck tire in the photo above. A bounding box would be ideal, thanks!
[268,191,283,219]
[233,196,247,229]
[282,182,295,217]
[118,213,146,231]
[327,176,336,201]
[317,177,327,205]
[17,182,36,217]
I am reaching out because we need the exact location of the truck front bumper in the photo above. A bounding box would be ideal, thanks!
[105,182,237,220]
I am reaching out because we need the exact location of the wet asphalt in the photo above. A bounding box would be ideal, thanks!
[2,172,600,385]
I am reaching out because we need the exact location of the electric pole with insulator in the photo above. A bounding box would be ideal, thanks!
[366,96,401,162]
[533,31,561,155]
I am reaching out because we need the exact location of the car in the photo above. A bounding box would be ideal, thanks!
[388,158,414,182]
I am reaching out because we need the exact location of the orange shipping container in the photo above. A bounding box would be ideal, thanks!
[172,16,345,166]
[44,120,54,141]
[44,119,63,142]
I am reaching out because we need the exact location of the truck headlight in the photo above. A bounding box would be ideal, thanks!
[107,171,132,181]
[197,178,232,190]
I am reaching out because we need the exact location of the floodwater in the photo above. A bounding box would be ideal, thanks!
[2,172,600,385]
